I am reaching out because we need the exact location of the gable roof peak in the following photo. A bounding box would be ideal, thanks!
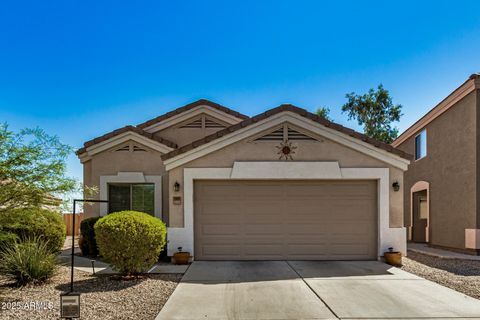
[136,98,249,129]
[161,104,412,162]
[77,99,248,157]
[76,125,177,155]
[195,98,217,104]
[392,73,480,147]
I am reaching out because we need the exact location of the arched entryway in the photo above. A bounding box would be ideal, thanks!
[410,181,430,243]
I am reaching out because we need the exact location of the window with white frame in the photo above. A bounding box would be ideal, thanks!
[415,129,427,160]
[108,183,154,215]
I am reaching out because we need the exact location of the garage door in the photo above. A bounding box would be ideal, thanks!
[194,180,377,260]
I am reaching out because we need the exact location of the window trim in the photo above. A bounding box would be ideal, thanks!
[99,172,162,218]
[108,183,155,215]
[414,129,427,161]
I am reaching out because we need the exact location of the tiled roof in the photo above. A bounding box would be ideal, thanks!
[76,125,177,155]
[136,99,249,129]
[77,98,244,155]
[161,104,413,161]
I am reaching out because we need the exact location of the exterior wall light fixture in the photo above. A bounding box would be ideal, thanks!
[392,181,400,192]
[173,181,180,192]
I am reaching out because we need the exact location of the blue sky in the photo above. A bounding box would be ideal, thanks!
[1,0,479,184]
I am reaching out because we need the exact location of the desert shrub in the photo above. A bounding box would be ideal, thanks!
[94,211,167,275]
[79,217,101,256]
[0,231,19,248]
[0,237,57,285]
[0,207,66,252]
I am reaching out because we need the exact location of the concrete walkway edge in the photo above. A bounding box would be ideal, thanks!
[408,242,480,261]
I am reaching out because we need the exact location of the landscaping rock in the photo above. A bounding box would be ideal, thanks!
[402,251,480,300]
[0,266,182,319]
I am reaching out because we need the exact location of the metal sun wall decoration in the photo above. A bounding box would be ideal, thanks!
[276,140,297,160]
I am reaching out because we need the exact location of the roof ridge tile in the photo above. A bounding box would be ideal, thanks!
[76,125,177,155]
[161,104,413,161]
[136,99,248,129]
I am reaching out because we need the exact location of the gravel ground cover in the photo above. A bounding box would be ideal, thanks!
[0,266,182,319]
[402,251,480,300]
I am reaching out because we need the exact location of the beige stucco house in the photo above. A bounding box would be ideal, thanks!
[77,99,411,260]
[393,73,480,255]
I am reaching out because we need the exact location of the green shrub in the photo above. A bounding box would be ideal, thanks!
[95,211,166,275]
[79,217,101,256]
[0,237,58,285]
[0,208,66,252]
[0,231,19,248]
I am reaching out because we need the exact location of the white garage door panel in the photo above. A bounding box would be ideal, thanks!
[194,180,377,260]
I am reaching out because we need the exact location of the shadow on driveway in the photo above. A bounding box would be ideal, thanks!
[157,260,480,320]
[180,260,402,284]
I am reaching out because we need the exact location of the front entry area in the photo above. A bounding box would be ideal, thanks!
[194,180,377,260]
[412,190,428,242]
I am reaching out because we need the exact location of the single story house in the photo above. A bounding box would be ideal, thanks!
[393,73,480,255]
[77,99,411,260]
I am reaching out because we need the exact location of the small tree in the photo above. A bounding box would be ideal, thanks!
[341,85,402,143]
[315,107,332,121]
[0,124,76,212]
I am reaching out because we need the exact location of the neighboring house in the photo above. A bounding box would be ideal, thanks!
[393,73,480,255]
[0,179,62,211]
[42,195,62,211]
[77,99,411,260]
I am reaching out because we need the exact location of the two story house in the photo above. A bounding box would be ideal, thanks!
[393,73,480,255]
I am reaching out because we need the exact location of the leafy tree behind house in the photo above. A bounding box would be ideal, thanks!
[315,107,332,121]
[313,85,401,144]
[341,85,402,143]
[0,124,76,213]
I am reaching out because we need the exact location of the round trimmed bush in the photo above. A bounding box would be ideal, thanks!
[0,208,66,252]
[79,217,101,256]
[94,211,167,275]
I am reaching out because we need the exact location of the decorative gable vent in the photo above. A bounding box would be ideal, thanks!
[133,145,147,152]
[255,125,317,142]
[255,128,284,141]
[114,144,148,152]
[180,118,202,128]
[179,116,226,129]
[115,145,130,152]
[287,127,316,141]
[205,118,225,128]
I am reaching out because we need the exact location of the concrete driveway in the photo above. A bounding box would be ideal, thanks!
[157,261,480,320]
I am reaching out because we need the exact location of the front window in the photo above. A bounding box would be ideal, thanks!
[415,130,427,160]
[108,183,154,215]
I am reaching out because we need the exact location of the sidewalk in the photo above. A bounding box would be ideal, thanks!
[408,242,480,261]
[59,236,189,275]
